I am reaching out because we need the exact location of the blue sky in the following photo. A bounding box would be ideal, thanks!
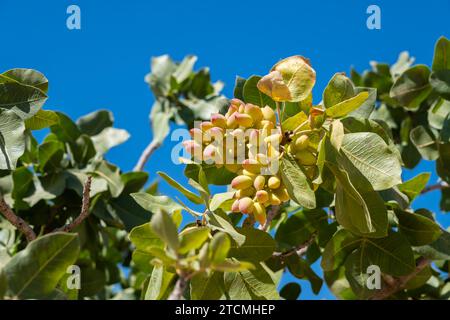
[1,0,449,299]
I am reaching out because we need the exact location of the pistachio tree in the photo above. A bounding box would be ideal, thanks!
[0,38,449,300]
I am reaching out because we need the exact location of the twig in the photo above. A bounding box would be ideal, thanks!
[168,272,188,300]
[421,181,449,194]
[0,196,36,242]
[272,233,317,259]
[54,176,92,233]
[134,140,160,172]
[259,205,280,231]
[370,257,430,300]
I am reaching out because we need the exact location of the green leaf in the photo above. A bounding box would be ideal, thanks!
[1,68,48,93]
[0,72,47,119]
[323,73,355,108]
[107,194,153,231]
[281,111,308,132]
[131,192,183,214]
[145,266,175,300]
[129,222,164,252]
[414,229,450,260]
[79,266,106,297]
[158,171,203,204]
[76,109,114,136]
[410,126,439,160]
[229,228,276,262]
[257,56,316,103]
[325,92,369,118]
[330,119,344,151]
[321,229,360,271]
[339,132,402,190]
[184,163,236,185]
[3,233,80,299]
[209,191,235,211]
[430,70,450,100]
[150,103,172,145]
[428,98,450,130]
[275,211,316,248]
[173,55,197,83]
[151,210,179,251]
[25,110,59,130]
[91,161,124,197]
[242,75,275,108]
[234,76,246,100]
[224,263,279,299]
[390,65,432,110]
[208,212,245,246]
[190,272,225,300]
[179,227,210,254]
[397,173,431,201]
[91,127,130,154]
[38,140,64,171]
[286,256,323,294]
[396,210,442,246]
[280,153,316,209]
[280,282,301,300]
[327,161,388,238]
[348,87,377,118]
[50,112,82,143]
[210,232,231,264]
[0,109,26,170]
[432,36,450,71]
[348,232,415,277]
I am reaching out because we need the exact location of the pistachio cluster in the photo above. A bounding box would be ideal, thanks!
[183,99,290,225]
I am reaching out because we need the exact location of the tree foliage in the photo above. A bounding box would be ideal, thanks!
[0,38,449,300]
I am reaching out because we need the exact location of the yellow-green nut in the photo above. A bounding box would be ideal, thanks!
[211,113,227,128]
[238,197,254,214]
[244,103,263,122]
[226,112,238,129]
[242,159,262,174]
[203,144,217,159]
[261,106,276,123]
[268,176,281,189]
[200,121,214,132]
[274,187,290,202]
[253,175,266,191]
[242,169,258,180]
[231,199,240,212]
[269,193,281,205]
[264,133,282,145]
[235,113,254,127]
[260,120,275,131]
[293,135,309,151]
[295,150,316,166]
[236,186,256,199]
[253,202,267,225]
[231,175,253,190]
[256,190,269,203]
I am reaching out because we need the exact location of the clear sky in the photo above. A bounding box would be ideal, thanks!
[1,0,449,299]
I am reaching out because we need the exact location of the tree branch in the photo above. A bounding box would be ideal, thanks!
[370,257,430,300]
[54,176,92,233]
[259,205,280,231]
[133,140,160,172]
[272,233,317,259]
[421,181,449,194]
[0,195,36,242]
[168,272,188,300]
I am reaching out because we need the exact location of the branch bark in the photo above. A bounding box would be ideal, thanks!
[421,181,449,194]
[133,140,160,172]
[0,195,36,242]
[54,176,92,233]
[259,205,280,231]
[168,273,188,300]
[370,257,430,300]
[272,233,317,259]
